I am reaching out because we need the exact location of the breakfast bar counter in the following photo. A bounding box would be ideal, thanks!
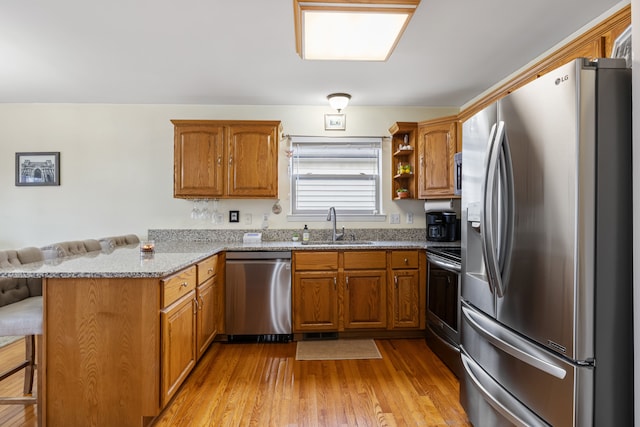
[0,239,439,427]
[0,240,431,278]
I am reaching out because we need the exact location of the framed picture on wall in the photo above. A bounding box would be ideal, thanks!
[324,114,346,130]
[15,152,61,186]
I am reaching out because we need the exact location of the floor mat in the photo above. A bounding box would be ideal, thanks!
[295,339,382,360]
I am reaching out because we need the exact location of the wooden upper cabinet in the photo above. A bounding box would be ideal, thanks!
[417,117,459,199]
[174,124,225,198]
[227,123,279,197]
[172,120,281,199]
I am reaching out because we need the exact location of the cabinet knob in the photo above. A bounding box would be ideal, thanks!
[394,275,398,288]
[181,282,188,288]
[404,258,408,264]
[229,156,233,165]
[207,268,214,274]
[217,156,222,165]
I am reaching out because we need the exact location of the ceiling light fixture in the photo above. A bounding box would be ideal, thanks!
[293,0,420,61]
[327,93,351,112]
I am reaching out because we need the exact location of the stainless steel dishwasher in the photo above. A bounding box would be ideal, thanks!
[225,251,292,342]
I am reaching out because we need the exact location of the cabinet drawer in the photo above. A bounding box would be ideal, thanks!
[197,254,218,284]
[391,251,419,269]
[162,265,197,307]
[294,251,338,270]
[343,251,386,269]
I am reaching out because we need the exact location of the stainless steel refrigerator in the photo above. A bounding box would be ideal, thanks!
[460,58,633,426]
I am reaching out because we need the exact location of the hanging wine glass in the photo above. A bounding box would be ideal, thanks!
[190,199,200,220]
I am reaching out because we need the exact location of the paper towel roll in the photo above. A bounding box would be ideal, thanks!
[424,200,453,212]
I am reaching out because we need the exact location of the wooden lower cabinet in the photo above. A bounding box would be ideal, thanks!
[41,259,222,426]
[293,250,424,333]
[196,278,217,357]
[389,250,426,329]
[161,290,197,407]
[392,270,421,328]
[195,254,222,359]
[43,277,162,427]
[293,251,339,331]
[160,266,198,407]
[293,250,388,332]
[293,270,339,331]
[343,251,387,329]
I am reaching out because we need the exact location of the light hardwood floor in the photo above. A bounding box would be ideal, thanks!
[0,338,471,426]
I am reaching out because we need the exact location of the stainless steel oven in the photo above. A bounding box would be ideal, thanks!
[426,246,461,377]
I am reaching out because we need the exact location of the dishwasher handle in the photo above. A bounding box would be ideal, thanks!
[225,251,291,260]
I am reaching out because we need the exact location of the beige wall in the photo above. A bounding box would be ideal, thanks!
[0,104,457,249]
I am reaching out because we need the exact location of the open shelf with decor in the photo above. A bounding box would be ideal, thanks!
[389,122,418,200]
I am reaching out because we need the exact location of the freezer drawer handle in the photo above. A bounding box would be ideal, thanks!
[460,350,551,427]
[462,305,566,380]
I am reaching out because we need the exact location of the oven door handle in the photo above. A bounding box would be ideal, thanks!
[427,253,461,273]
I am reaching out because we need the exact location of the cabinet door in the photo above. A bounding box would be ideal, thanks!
[196,276,217,360]
[343,270,387,329]
[227,123,278,197]
[293,271,338,331]
[392,270,421,328]
[161,290,196,407]
[417,121,457,198]
[174,124,225,198]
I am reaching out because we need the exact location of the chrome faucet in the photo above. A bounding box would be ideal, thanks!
[327,207,344,241]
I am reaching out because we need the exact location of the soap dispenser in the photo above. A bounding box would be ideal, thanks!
[302,225,310,244]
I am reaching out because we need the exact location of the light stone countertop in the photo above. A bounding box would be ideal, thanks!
[0,240,458,279]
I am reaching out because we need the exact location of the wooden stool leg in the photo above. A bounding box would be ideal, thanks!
[23,335,35,395]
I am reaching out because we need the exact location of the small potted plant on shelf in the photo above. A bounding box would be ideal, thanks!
[396,188,409,199]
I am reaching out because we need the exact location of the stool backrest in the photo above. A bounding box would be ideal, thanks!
[0,247,44,306]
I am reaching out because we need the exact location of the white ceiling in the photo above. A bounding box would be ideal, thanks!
[0,0,626,108]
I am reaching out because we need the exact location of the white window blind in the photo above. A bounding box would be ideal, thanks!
[290,136,382,215]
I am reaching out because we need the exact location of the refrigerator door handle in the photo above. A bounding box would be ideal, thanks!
[481,121,514,297]
[462,305,567,380]
[460,350,551,427]
[480,123,500,296]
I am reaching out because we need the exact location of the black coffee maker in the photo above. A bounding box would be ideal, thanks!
[426,211,459,242]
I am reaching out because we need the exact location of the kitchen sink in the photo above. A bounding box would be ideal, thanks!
[305,240,374,246]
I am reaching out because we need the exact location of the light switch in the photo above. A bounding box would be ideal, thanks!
[406,212,413,224]
[390,213,400,224]
[243,213,252,224]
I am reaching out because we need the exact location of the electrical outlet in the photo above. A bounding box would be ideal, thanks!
[390,213,400,224]
[406,212,413,224]
[243,213,252,224]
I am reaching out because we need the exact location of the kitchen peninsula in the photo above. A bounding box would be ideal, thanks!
[1,238,442,427]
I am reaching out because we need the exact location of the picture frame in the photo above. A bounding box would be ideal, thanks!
[15,152,60,186]
[229,210,239,223]
[324,114,346,131]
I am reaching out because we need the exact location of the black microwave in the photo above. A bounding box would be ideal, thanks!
[454,152,462,196]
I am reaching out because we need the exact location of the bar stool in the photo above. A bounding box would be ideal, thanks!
[0,247,44,405]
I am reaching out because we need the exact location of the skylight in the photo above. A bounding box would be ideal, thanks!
[293,1,421,61]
